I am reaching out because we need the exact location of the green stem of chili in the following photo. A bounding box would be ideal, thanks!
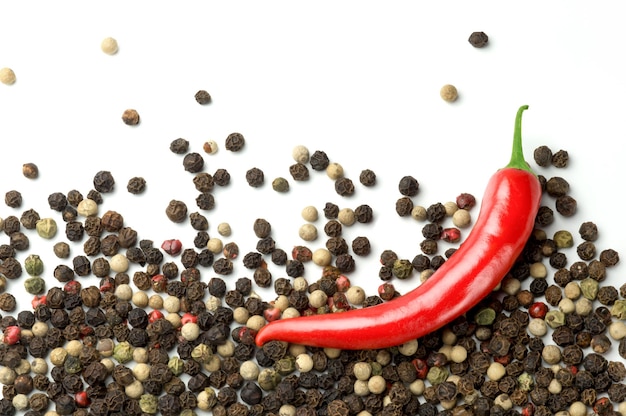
[505,105,534,174]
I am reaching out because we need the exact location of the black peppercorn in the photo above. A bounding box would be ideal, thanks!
[334,177,355,196]
[246,167,265,187]
[126,176,146,194]
[552,149,569,167]
[183,152,204,173]
[225,132,245,151]
[395,196,413,217]
[289,163,310,181]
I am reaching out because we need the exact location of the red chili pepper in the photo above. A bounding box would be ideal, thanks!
[255,106,542,350]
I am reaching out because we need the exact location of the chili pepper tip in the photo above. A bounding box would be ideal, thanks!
[505,105,534,174]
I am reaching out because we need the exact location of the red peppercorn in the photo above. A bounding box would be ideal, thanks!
[378,283,395,301]
[99,280,114,293]
[567,365,578,375]
[335,275,351,292]
[528,302,548,319]
[493,353,512,366]
[79,324,94,338]
[75,391,90,408]
[521,403,535,416]
[2,326,21,345]
[238,327,257,345]
[64,280,82,295]
[330,293,351,312]
[593,397,611,415]
[161,239,183,256]
[31,295,46,308]
[264,307,281,322]
[441,228,461,243]
[181,313,197,325]
[411,358,429,379]
[148,310,164,323]
[151,274,167,292]
[456,193,476,209]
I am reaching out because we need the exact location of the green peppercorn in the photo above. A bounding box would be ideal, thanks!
[611,300,626,320]
[271,177,290,193]
[113,341,134,364]
[168,357,185,376]
[35,218,57,239]
[274,356,296,375]
[24,254,44,276]
[553,230,574,249]
[257,368,281,391]
[426,366,449,385]
[191,344,213,364]
[140,394,158,414]
[517,372,534,392]
[24,276,45,295]
[580,278,599,300]
[475,308,496,325]
[392,259,413,280]
[545,310,565,328]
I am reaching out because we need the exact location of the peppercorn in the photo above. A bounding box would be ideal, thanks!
[395,196,413,217]
[552,149,569,167]
[440,84,458,102]
[289,163,310,181]
[556,195,577,216]
[334,177,355,196]
[194,89,211,104]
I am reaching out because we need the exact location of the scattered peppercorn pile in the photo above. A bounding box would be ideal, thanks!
[2,35,626,416]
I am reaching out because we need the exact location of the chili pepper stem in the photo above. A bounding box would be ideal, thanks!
[505,105,534,173]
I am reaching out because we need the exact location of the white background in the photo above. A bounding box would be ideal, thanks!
[1,0,626,412]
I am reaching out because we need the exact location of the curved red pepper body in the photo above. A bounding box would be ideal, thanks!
[255,106,542,350]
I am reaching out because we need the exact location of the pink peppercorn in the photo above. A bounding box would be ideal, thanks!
[181,313,197,325]
[456,193,476,209]
[441,228,461,243]
[161,239,183,256]
[151,274,167,292]
[2,326,21,345]
[64,280,82,295]
[148,310,164,323]
[411,358,429,379]
[378,283,396,301]
[31,295,47,308]
[335,275,351,292]
[75,391,90,408]
[528,302,548,319]
[263,307,281,322]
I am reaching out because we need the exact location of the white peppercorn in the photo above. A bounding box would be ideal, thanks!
[109,253,129,273]
[203,140,218,154]
[77,198,98,217]
[274,295,289,311]
[398,339,418,356]
[197,388,217,411]
[50,347,68,366]
[338,208,356,226]
[114,284,133,301]
[100,358,115,373]
[181,322,200,341]
[487,362,506,381]
[450,345,468,363]
[312,248,332,266]
[66,340,83,356]
[246,315,266,331]
[569,401,587,416]
[282,307,301,319]
[324,347,342,359]
[295,353,314,372]
[575,297,593,316]
[132,363,151,381]
[452,209,471,228]
[0,367,16,385]
[240,360,260,380]
[353,380,370,396]
[500,277,521,296]
[548,379,562,394]
[443,201,458,216]
[207,237,223,253]
[31,357,48,375]
[441,328,457,345]
[204,355,222,372]
[440,84,458,102]
[493,394,513,411]
[530,262,547,278]
[217,339,235,357]
[353,362,372,381]
[368,375,387,394]
[542,345,561,365]
[205,295,221,311]
[528,318,548,337]
[31,321,48,337]
[125,380,144,399]
[411,205,427,221]
[301,205,318,222]
[292,277,308,291]
[279,404,296,416]
[441,399,457,410]
[409,379,426,395]
[439,344,453,361]
[564,282,581,300]
[309,289,328,308]
[326,162,344,179]
[233,307,250,324]
[165,312,181,329]
[132,291,149,308]
[558,298,575,314]
[376,350,392,366]
[346,286,366,305]
[298,223,317,241]
[163,295,181,313]
[133,348,149,363]
[217,222,231,236]
[609,321,626,340]
[0,67,16,85]
[101,37,119,55]
[12,394,29,411]
[292,145,310,164]
[148,294,163,310]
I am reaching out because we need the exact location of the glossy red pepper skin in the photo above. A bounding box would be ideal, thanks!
[255,106,542,350]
